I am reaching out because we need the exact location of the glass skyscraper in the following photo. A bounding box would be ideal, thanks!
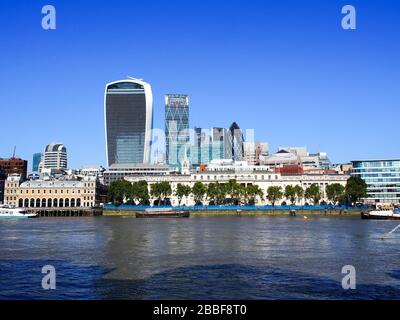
[32,152,42,172]
[165,94,189,169]
[351,159,400,204]
[228,122,244,161]
[104,78,153,166]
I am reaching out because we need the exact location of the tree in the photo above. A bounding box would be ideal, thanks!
[305,184,321,205]
[345,176,367,204]
[108,180,132,205]
[245,184,264,205]
[192,181,206,205]
[284,185,296,205]
[175,183,191,205]
[150,181,172,205]
[326,183,345,204]
[293,185,304,205]
[225,179,242,205]
[267,186,283,206]
[132,180,150,205]
[206,183,219,205]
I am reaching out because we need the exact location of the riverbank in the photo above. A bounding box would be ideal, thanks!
[103,209,363,217]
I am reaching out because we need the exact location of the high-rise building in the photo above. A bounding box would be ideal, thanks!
[104,78,153,166]
[211,127,230,160]
[0,157,28,203]
[42,143,68,170]
[165,94,189,169]
[351,159,400,204]
[228,122,244,161]
[244,142,269,165]
[32,152,42,172]
[190,128,212,168]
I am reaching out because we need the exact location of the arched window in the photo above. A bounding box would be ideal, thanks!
[76,199,81,207]
[30,198,35,208]
[18,199,23,208]
[59,199,64,208]
[24,199,29,207]
[53,199,58,207]
[41,199,46,207]
[47,199,52,207]
[36,199,40,208]
[65,198,70,207]
[71,198,76,207]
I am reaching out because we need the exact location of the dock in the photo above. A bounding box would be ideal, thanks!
[25,207,103,217]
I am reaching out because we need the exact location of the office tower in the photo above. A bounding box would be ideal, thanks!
[32,153,42,172]
[212,127,230,160]
[104,78,153,166]
[228,122,244,161]
[191,128,212,167]
[42,143,68,170]
[165,94,189,169]
[243,142,269,165]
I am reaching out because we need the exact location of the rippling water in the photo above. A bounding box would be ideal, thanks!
[1,216,400,299]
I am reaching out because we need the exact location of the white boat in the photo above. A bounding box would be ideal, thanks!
[0,206,38,219]
[361,204,400,220]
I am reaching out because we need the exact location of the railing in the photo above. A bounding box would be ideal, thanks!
[104,204,368,211]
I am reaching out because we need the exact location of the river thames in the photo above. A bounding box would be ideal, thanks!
[1,216,400,300]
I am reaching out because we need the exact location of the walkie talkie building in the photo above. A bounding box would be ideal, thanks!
[104,78,153,166]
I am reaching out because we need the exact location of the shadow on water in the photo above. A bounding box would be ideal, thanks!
[1,260,400,300]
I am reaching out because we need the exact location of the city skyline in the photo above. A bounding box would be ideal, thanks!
[1,0,400,168]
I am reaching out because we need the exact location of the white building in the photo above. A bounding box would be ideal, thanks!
[125,161,349,206]
[42,143,68,171]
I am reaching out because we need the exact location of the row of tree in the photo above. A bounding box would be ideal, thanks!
[108,177,367,206]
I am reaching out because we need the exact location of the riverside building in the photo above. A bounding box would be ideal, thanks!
[3,173,105,208]
[351,159,400,204]
[125,160,349,206]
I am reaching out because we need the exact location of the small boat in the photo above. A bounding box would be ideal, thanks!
[361,204,400,220]
[0,206,38,219]
[136,208,190,218]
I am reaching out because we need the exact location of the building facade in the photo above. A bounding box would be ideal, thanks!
[32,152,42,172]
[103,163,173,185]
[228,122,244,161]
[0,157,28,179]
[165,94,189,169]
[42,143,67,171]
[104,78,153,166]
[126,161,349,206]
[4,174,104,208]
[351,159,400,204]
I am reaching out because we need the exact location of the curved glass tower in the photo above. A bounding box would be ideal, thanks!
[104,78,153,166]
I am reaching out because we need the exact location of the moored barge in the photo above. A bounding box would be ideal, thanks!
[136,208,190,218]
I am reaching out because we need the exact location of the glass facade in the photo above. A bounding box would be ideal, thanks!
[229,122,243,161]
[351,159,400,203]
[165,94,189,169]
[105,80,152,165]
[32,153,42,172]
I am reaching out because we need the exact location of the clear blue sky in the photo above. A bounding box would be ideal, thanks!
[0,0,399,169]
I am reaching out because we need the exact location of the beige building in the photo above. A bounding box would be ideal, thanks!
[4,174,103,208]
[126,162,349,206]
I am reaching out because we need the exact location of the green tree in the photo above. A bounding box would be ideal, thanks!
[175,183,191,205]
[293,185,304,205]
[305,184,321,205]
[150,181,172,205]
[206,183,219,205]
[245,184,264,205]
[326,183,345,204]
[284,185,296,205]
[345,176,367,204]
[267,186,283,206]
[225,179,242,205]
[192,181,207,205]
[108,180,132,205]
[132,180,150,205]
